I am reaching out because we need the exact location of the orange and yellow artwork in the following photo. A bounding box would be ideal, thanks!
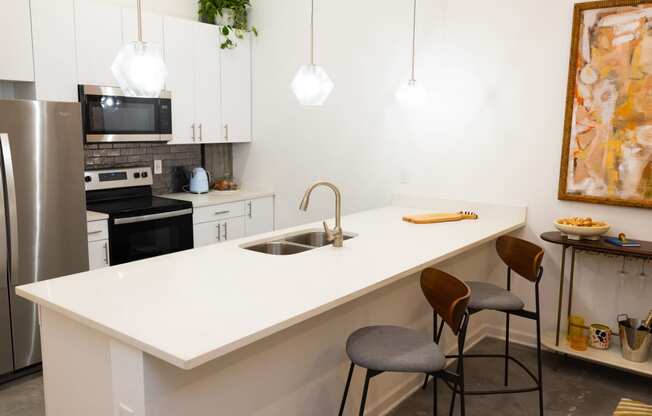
[560,1,652,209]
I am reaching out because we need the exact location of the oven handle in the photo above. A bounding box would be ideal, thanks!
[113,209,193,225]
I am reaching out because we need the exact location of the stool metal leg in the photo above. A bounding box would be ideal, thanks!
[359,370,372,416]
[505,312,510,387]
[433,376,438,416]
[535,285,544,416]
[338,363,355,416]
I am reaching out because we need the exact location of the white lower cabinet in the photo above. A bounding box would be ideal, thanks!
[193,197,274,248]
[222,217,246,241]
[245,197,274,236]
[87,219,110,270]
[88,240,110,270]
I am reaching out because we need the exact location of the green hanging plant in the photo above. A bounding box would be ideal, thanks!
[198,0,259,49]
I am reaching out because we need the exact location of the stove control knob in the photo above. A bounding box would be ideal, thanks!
[84,175,92,183]
[134,172,141,179]
[141,171,148,178]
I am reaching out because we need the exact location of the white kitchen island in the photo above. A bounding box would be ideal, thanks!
[17,195,526,416]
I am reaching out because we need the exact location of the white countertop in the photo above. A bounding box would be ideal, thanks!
[163,189,274,208]
[86,210,109,222]
[18,196,525,370]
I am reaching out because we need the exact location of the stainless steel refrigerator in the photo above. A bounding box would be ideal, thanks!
[0,100,88,377]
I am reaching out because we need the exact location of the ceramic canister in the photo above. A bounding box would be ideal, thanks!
[589,324,611,350]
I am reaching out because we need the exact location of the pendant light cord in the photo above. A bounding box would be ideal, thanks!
[137,0,143,42]
[310,0,315,65]
[411,0,417,81]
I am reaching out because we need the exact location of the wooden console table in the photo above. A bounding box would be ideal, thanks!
[540,231,652,376]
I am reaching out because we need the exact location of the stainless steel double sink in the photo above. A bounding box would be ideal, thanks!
[242,229,357,255]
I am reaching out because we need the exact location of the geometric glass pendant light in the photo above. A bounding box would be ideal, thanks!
[111,0,167,98]
[396,0,426,106]
[291,0,334,106]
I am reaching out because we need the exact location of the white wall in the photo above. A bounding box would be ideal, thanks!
[390,0,652,335]
[235,0,407,228]
[238,0,652,337]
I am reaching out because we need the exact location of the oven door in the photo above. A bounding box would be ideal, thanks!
[79,85,172,143]
[109,209,193,266]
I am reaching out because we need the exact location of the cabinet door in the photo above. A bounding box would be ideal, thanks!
[222,217,245,241]
[164,16,196,144]
[194,221,221,248]
[220,32,252,142]
[88,240,110,270]
[0,0,34,82]
[75,0,123,86]
[194,23,222,143]
[245,197,274,237]
[30,0,78,101]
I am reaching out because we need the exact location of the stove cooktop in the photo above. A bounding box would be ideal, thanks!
[87,196,193,219]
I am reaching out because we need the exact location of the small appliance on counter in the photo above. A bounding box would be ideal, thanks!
[186,167,210,194]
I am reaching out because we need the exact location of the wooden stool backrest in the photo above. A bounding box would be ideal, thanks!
[420,268,471,334]
[496,236,544,282]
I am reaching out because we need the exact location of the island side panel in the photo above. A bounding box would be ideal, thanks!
[141,270,491,416]
[40,308,147,416]
[40,307,115,415]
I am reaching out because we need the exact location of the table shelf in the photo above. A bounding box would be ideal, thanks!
[542,332,652,378]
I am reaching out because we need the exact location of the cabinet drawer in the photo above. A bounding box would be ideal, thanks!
[87,220,109,242]
[193,201,245,224]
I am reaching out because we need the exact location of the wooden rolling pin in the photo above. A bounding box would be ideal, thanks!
[403,211,479,224]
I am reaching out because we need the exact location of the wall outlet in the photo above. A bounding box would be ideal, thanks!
[119,404,135,416]
[154,160,162,175]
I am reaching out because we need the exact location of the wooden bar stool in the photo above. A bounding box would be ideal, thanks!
[427,235,545,416]
[338,268,471,416]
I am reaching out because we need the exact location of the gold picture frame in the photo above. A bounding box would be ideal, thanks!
[559,0,652,209]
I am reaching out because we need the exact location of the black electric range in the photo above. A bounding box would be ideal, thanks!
[85,167,194,266]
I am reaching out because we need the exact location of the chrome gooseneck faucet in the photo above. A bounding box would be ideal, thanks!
[299,182,343,247]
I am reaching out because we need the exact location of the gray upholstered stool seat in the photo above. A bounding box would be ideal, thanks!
[467,281,524,311]
[346,325,446,373]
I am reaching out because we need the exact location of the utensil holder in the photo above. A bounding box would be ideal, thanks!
[619,317,652,363]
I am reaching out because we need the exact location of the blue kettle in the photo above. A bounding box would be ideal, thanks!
[188,167,210,194]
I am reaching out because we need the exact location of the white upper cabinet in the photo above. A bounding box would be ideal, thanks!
[194,23,222,143]
[122,9,164,49]
[75,0,123,87]
[0,0,34,82]
[30,0,78,101]
[220,32,252,142]
[165,19,223,144]
[164,16,197,144]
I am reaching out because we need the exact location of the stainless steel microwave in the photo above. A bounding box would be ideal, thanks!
[78,85,172,143]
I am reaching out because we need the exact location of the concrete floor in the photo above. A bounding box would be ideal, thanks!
[0,338,650,415]
[389,338,652,416]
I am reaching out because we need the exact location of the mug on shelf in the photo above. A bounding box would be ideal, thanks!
[589,323,611,350]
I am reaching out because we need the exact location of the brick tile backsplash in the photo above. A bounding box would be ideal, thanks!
[84,143,233,195]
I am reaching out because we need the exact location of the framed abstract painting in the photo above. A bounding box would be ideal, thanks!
[559,0,652,208]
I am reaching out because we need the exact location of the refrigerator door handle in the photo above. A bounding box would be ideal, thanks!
[0,134,19,287]
[0,136,6,291]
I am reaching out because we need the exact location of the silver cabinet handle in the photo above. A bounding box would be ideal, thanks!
[223,222,228,240]
[1,134,19,286]
[192,123,196,142]
[87,230,103,235]
[224,124,229,141]
[103,242,109,266]
[216,223,221,241]
[247,201,252,219]
[214,210,230,216]
[199,123,203,142]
